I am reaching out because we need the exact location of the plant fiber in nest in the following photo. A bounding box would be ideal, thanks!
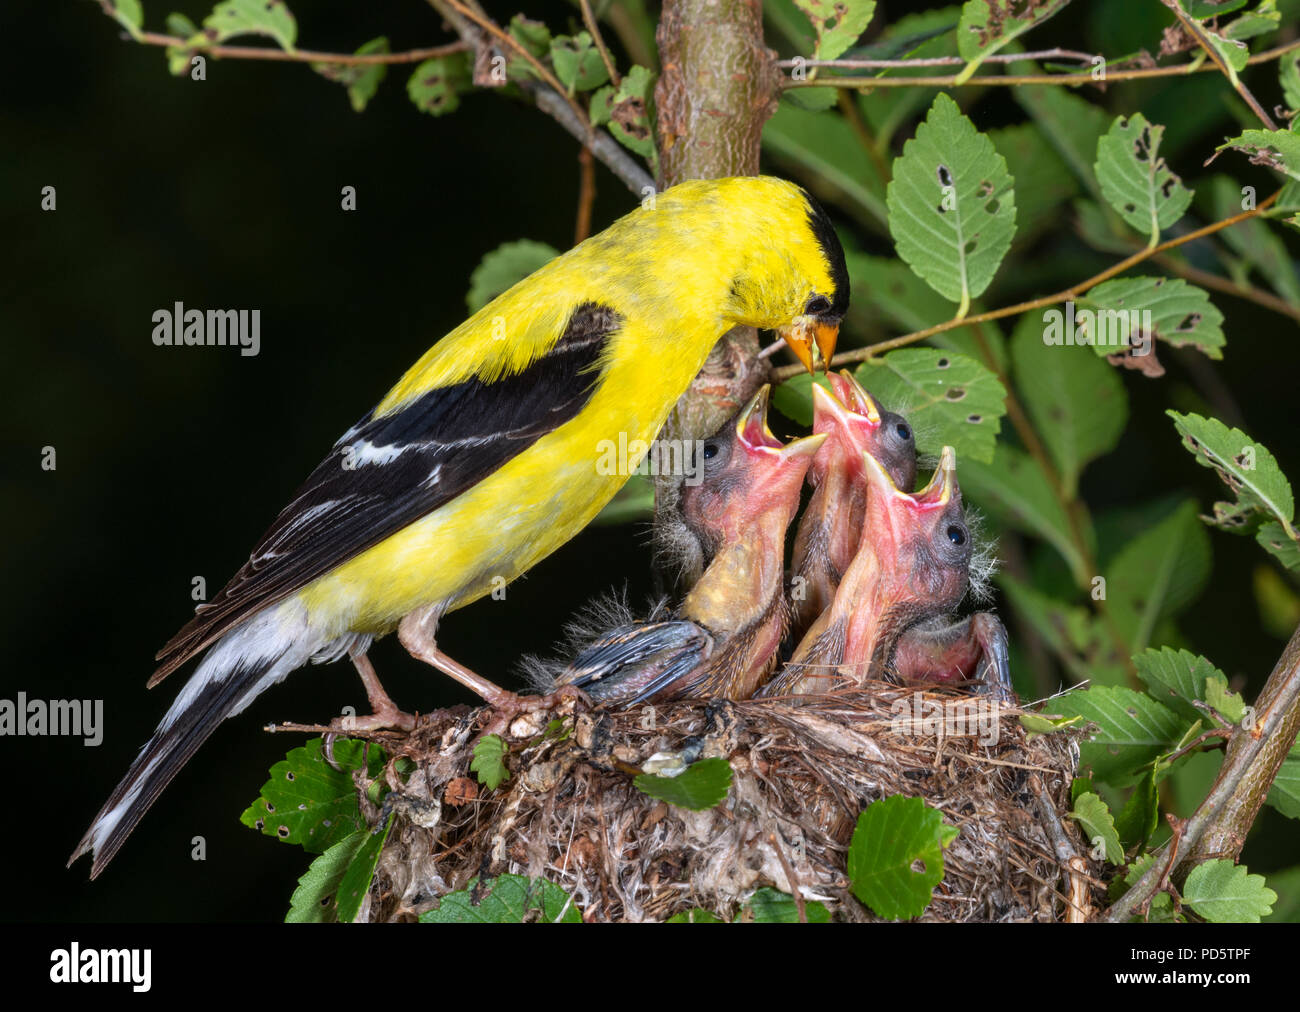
[358,683,1098,922]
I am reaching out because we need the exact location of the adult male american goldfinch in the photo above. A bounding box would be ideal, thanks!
[545,387,824,704]
[760,447,969,697]
[789,372,916,640]
[71,176,849,878]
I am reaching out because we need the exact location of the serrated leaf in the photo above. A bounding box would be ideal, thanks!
[201,0,297,50]
[1198,18,1250,85]
[1115,766,1159,850]
[240,738,384,853]
[466,240,559,314]
[1204,674,1247,723]
[285,831,365,923]
[1282,48,1300,111]
[334,815,394,923]
[737,887,832,923]
[1105,500,1211,653]
[959,445,1087,583]
[1266,744,1300,819]
[591,65,656,167]
[954,0,1070,84]
[1258,521,1300,570]
[1052,686,1192,784]
[1168,412,1297,544]
[1183,860,1277,922]
[1076,277,1224,359]
[1010,312,1127,496]
[471,734,510,790]
[634,757,732,810]
[665,907,725,923]
[420,874,583,923]
[886,93,1016,316]
[1133,647,1227,723]
[763,105,888,229]
[1016,87,1110,201]
[847,796,956,919]
[313,37,389,113]
[1069,791,1124,863]
[854,348,1006,464]
[1217,128,1300,182]
[1223,0,1280,39]
[794,0,877,61]
[407,53,470,117]
[550,33,609,92]
[1095,114,1193,246]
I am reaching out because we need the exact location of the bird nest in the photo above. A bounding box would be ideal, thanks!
[357,683,1100,922]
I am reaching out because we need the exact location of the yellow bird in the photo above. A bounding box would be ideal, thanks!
[71,175,848,878]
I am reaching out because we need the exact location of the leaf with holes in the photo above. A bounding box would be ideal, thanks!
[954,0,1070,84]
[793,0,878,61]
[1105,500,1211,654]
[466,240,559,314]
[1010,312,1127,497]
[590,65,657,168]
[634,757,732,811]
[1267,743,1300,819]
[286,831,365,923]
[1258,521,1300,571]
[1052,686,1193,785]
[1168,412,1297,546]
[240,738,384,854]
[471,734,510,790]
[1095,114,1193,246]
[959,445,1088,584]
[407,53,471,117]
[1216,128,1300,182]
[847,796,958,920]
[420,874,583,923]
[1204,674,1246,724]
[312,37,389,113]
[550,33,609,92]
[1133,646,1228,724]
[886,93,1016,316]
[1069,791,1124,864]
[854,348,1006,464]
[200,0,297,50]
[1076,277,1224,359]
[1184,860,1277,922]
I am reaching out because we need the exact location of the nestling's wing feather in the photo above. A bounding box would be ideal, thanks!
[151,303,622,684]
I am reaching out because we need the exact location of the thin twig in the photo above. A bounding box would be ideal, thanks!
[131,31,468,65]
[778,47,1101,69]
[575,146,596,243]
[1162,0,1278,130]
[580,0,622,88]
[773,189,1282,381]
[768,832,808,923]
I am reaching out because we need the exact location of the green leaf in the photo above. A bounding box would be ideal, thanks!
[1183,860,1277,922]
[853,9,961,150]
[201,0,297,50]
[466,240,560,314]
[854,348,1006,464]
[1258,521,1300,571]
[1069,791,1124,864]
[634,757,732,810]
[1207,175,1300,305]
[1095,114,1193,246]
[508,14,552,58]
[886,93,1017,316]
[1010,312,1127,496]
[959,445,1088,583]
[1074,276,1225,360]
[1020,712,1085,737]
[1133,647,1227,723]
[1204,674,1247,724]
[847,796,956,919]
[1200,19,1250,85]
[165,12,197,37]
[1183,0,1248,17]
[770,372,833,427]
[1223,0,1280,39]
[1105,500,1212,653]
[665,907,725,923]
[312,37,389,113]
[590,65,657,167]
[794,0,878,60]
[990,123,1079,243]
[108,0,144,37]
[550,32,610,92]
[1262,865,1300,922]
[737,887,832,923]
[1281,48,1300,111]
[1168,412,1297,543]
[1216,128,1300,182]
[1115,766,1160,850]
[954,0,1070,84]
[240,738,384,854]
[420,874,583,923]
[406,53,471,118]
[1052,686,1192,784]
[334,816,394,923]
[1016,87,1111,201]
[471,734,510,790]
[763,105,888,229]
[1267,744,1300,819]
[285,831,365,923]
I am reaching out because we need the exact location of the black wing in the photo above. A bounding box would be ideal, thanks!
[152,303,622,683]
[556,620,715,705]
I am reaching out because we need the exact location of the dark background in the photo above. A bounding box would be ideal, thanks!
[3,0,1297,921]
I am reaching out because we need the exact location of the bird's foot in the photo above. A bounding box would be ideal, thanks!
[329,704,416,734]
[477,683,591,740]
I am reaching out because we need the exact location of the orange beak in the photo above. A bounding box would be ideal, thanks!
[779,317,839,374]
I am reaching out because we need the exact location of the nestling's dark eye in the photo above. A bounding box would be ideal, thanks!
[804,294,833,316]
[703,442,719,460]
[947,524,965,546]
[896,423,911,441]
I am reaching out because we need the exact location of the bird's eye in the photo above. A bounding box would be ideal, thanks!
[804,294,832,316]
[703,442,719,460]
[946,524,966,546]
[896,423,911,441]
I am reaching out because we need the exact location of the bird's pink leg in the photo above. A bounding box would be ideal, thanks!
[332,653,416,732]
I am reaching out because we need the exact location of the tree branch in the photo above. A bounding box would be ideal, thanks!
[131,31,468,65]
